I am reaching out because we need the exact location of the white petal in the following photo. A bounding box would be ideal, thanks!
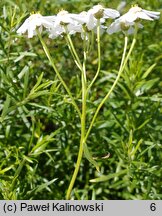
[142,10,160,16]
[40,19,54,28]
[104,8,120,19]
[107,21,121,34]
[17,24,27,34]
[17,13,54,37]
[71,15,87,24]
[17,18,30,34]
[49,25,65,38]
[137,12,153,20]
[71,12,87,24]
[142,10,160,19]
[34,19,42,27]
[124,12,138,22]
[87,14,96,30]
[89,5,104,15]
[45,15,56,21]
[28,27,35,38]
[67,23,82,34]
[127,26,134,34]
[62,16,72,24]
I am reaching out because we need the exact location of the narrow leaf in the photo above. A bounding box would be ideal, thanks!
[142,63,156,79]
[84,143,100,172]
[90,170,127,183]
[0,165,14,174]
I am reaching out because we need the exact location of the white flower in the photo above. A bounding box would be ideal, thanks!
[17,13,55,38]
[70,11,97,31]
[107,16,143,35]
[51,10,76,25]
[126,6,160,22]
[71,5,120,31]
[107,6,160,34]
[48,10,82,38]
[88,5,120,19]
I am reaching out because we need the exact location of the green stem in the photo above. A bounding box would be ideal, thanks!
[64,26,83,72]
[82,31,88,83]
[66,79,87,199]
[66,38,87,200]
[64,35,82,70]
[37,31,81,118]
[85,34,136,143]
[87,19,101,92]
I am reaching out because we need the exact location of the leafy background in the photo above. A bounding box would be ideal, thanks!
[0,0,162,199]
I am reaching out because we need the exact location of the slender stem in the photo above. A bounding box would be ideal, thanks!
[82,30,88,83]
[64,35,82,70]
[37,31,81,118]
[64,26,83,72]
[66,77,86,200]
[87,19,101,92]
[66,37,87,200]
[85,34,136,143]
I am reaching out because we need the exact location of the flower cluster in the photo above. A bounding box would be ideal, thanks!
[17,4,160,38]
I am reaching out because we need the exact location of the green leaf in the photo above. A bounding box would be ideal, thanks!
[135,78,159,96]
[34,178,58,193]
[28,102,54,112]
[31,130,60,156]
[90,170,127,183]
[14,51,37,62]
[138,144,157,158]
[31,72,44,92]
[23,155,34,164]
[136,118,151,130]
[18,65,29,79]
[25,178,58,198]
[0,94,11,122]
[84,143,100,172]
[142,63,156,79]
[140,78,159,92]
[130,139,143,157]
[28,90,50,99]
[0,165,14,174]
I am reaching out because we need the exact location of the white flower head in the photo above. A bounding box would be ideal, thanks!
[107,5,160,35]
[53,10,75,26]
[48,10,82,38]
[88,4,120,19]
[71,5,120,32]
[70,11,96,31]
[127,6,160,22]
[17,13,55,38]
[107,15,143,35]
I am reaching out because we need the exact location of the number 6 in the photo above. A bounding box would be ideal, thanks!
[150,203,156,211]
